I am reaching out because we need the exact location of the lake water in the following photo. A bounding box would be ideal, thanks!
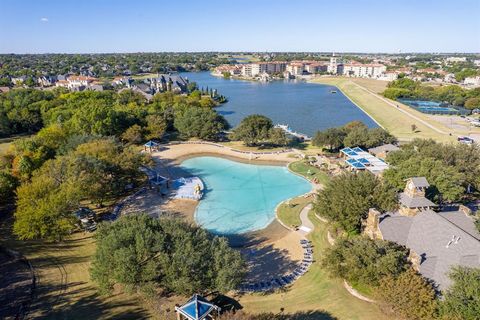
[181,72,378,136]
[180,156,312,234]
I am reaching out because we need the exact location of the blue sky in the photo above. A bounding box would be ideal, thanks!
[1,0,479,53]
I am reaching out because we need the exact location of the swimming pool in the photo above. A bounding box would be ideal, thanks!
[179,156,312,234]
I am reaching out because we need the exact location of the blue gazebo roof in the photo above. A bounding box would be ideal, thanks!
[144,140,159,148]
[176,294,219,320]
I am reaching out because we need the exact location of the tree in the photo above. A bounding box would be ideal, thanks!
[343,126,369,148]
[174,107,228,140]
[312,128,346,151]
[383,156,465,202]
[0,171,19,205]
[464,97,480,110]
[321,236,409,288]
[314,171,397,233]
[14,171,81,241]
[440,267,480,320]
[145,114,167,140]
[411,124,418,132]
[376,269,437,320]
[268,128,289,146]
[232,114,273,146]
[91,215,245,296]
[121,124,144,144]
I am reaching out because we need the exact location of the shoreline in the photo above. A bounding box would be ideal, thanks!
[310,80,385,129]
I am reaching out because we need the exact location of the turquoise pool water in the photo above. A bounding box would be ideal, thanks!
[179,156,312,235]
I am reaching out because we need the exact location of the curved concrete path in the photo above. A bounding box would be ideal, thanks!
[298,204,314,235]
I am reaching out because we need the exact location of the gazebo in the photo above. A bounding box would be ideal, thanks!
[144,140,159,152]
[175,294,220,320]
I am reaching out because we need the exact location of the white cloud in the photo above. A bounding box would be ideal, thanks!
[40,17,49,22]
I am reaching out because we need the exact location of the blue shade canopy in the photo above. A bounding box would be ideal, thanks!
[346,158,366,169]
[357,158,370,164]
[144,140,158,147]
[177,294,218,320]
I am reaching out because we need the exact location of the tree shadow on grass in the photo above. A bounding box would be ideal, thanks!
[218,309,338,320]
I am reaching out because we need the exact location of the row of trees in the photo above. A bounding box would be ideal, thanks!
[0,53,230,80]
[383,77,480,109]
[383,139,480,202]
[91,214,245,296]
[312,121,396,151]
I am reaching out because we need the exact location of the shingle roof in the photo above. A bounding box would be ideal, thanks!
[367,143,400,156]
[399,192,436,208]
[379,209,480,291]
[410,177,430,188]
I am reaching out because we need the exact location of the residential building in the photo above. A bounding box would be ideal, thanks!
[446,56,467,63]
[342,63,387,78]
[464,76,480,86]
[377,72,398,81]
[286,62,305,75]
[304,62,328,74]
[37,76,57,87]
[327,55,343,74]
[149,74,189,93]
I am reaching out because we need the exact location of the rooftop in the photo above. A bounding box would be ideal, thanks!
[340,147,389,174]
[379,209,480,291]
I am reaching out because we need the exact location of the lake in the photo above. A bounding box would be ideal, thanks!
[181,72,378,136]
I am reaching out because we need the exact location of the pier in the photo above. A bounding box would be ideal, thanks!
[275,124,311,141]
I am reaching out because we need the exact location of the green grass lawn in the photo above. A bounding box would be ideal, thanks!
[277,196,311,228]
[311,78,458,143]
[289,160,329,185]
[0,216,153,320]
[238,211,392,320]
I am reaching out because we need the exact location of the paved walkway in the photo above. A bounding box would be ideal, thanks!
[298,204,314,235]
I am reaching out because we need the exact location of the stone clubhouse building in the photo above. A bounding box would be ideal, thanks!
[364,177,480,291]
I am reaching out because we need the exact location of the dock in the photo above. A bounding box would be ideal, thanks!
[274,124,311,141]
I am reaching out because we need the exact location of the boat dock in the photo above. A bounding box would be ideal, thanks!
[274,124,311,141]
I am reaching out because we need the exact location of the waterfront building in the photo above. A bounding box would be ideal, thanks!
[286,62,305,75]
[328,55,343,74]
[342,63,387,78]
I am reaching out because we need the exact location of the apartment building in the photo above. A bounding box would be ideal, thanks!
[342,63,386,78]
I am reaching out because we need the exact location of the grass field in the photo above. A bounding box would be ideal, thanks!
[277,196,311,228]
[311,77,459,143]
[238,211,391,320]
[0,216,153,320]
[288,160,329,185]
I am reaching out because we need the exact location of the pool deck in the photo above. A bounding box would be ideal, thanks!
[140,142,317,284]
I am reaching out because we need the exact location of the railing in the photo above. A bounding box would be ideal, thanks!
[166,141,294,155]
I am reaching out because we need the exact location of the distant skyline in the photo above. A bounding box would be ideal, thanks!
[1,0,479,54]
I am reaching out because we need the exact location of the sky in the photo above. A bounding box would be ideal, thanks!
[0,0,479,53]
